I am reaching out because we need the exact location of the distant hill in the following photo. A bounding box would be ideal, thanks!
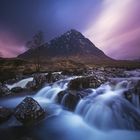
[17,29,140,69]
[18,29,112,63]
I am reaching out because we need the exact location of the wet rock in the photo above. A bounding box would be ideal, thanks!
[57,90,67,104]
[124,91,133,102]
[4,78,17,85]
[0,83,12,97]
[68,76,107,90]
[57,90,80,111]
[61,68,87,76]
[34,74,46,86]
[51,73,64,82]
[135,80,140,95]
[124,80,140,102]
[46,72,64,83]
[77,89,94,98]
[15,97,45,124]
[46,72,53,83]
[11,87,23,93]
[26,74,46,90]
[63,93,80,111]
[94,68,127,78]
[26,80,37,90]
[57,89,93,111]
[0,106,12,123]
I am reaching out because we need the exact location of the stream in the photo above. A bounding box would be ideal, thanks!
[0,71,140,140]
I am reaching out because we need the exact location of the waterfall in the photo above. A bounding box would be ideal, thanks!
[75,81,140,130]
[132,94,140,109]
[6,77,33,90]
[61,93,69,105]
[0,70,140,140]
[35,77,78,102]
[35,82,67,102]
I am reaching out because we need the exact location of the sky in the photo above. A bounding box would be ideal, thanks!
[0,0,140,60]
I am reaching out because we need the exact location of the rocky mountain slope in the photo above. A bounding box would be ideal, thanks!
[18,29,112,62]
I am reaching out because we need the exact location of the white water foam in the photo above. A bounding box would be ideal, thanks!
[6,77,33,90]
[75,81,140,130]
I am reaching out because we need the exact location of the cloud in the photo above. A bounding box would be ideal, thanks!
[84,0,140,60]
[0,0,139,59]
[0,30,26,58]
[0,0,103,58]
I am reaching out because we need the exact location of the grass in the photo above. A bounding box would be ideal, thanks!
[0,57,140,82]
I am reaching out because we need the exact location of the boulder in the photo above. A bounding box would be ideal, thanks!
[4,78,17,85]
[135,80,140,95]
[46,72,53,83]
[51,73,64,82]
[26,80,37,90]
[15,97,45,124]
[57,89,93,110]
[57,90,80,111]
[46,72,64,83]
[95,68,126,78]
[34,74,46,86]
[62,93,80,111]
[62,69,87,76]
[57,90,67,104]
[0,106,12,123]
[11,87,23,93]
[77,89,94,98]
[0,83,12,97]
[124,80,140,102]
[26,74,46,90]
[68,76,107,90]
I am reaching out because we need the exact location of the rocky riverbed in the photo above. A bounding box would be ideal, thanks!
[0,68,140,140]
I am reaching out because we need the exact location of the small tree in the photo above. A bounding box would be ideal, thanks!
[26,31,44,72]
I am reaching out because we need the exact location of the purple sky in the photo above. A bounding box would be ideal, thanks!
[84,0,140,60]
[0,0,140,60]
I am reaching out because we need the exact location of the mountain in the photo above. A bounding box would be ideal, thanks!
[18,29,112,63]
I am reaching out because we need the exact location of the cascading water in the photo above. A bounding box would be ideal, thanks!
[0,71,140,140]
[75,81,140,130]
[6,77,33,90]
[132,94,140,109]
[35,77,78,102]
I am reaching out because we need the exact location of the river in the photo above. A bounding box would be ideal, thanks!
[0,71,140,140]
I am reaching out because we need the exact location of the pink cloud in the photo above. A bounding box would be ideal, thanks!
[84,0,140,60]
[0,30,26,58]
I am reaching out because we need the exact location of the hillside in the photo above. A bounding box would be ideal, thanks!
[18,29,112,63]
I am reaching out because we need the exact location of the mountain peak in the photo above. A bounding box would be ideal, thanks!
[18,29,111,61]
[65,29,81,34]
[63,29,84,38]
